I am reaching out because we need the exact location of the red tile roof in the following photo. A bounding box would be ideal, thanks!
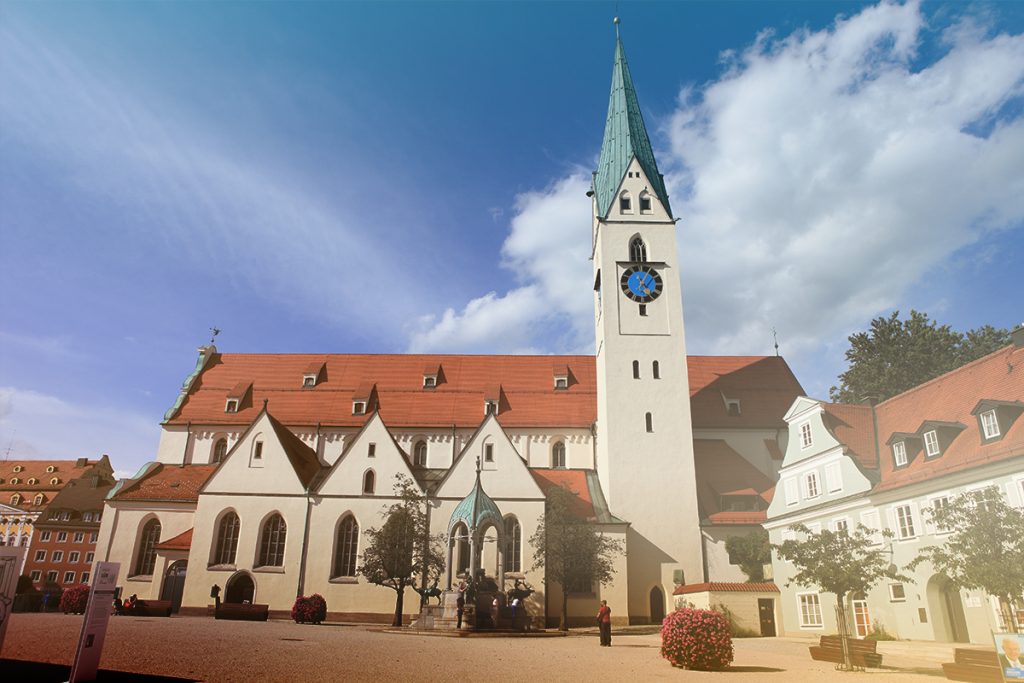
[529,469,595,519]
[693,439,774,524]
[155,527,193,551]
[164,352,802,431]
[113,463,218,502]
[673,582,779,595]
[821,403,878,470]
[705,510,767,525]
[0,457,107,512]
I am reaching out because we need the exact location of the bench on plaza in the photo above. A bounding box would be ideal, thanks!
[125,599,173,617]
[809,635,883,669]
[215,603,270,621]
[941,648,1001,683]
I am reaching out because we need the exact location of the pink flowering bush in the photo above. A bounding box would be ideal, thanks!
[660,608,734,671]
[60,584,90,614]
[291,594,327,624]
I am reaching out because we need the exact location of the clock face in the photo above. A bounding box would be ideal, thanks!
[620,265,663,303]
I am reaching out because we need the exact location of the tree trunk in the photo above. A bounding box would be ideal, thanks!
[835,592,853,671]
[1001,595,1018,634]
[393,583,405,627]
[560,588,569,632]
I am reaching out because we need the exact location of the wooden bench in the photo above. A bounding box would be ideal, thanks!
[942,648,1002,683]
[809,635,883,668]
[124,599,173,617]
[216,603,270,621]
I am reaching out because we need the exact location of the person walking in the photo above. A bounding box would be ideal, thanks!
[597,600,612,646]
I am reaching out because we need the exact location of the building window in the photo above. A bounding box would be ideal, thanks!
[824,462,843,493]
[86,552,94,563]
[40,531,51,542]
[504,516,522,573]
[352,401,366,415]
[73,532,84,543]
[803,472,820,499]
[638,304,647,317]
[253,441,264,461]
[423,375,436,388]
[923,430,940,457]
[784,478,799,506]
[46,570,58,583]
[225,399,239,413]
[63,571,76,584]
[57,532,67,542]
[484,400,498,416]
[46,465,55,473]
[484,443,494,463]
[619,191,632,214]
[89,532,98,543]
[632,360,640,379]
[213,438,228,464]
[34,550,45,562]
[629,236,646,262]
[980,409,1000,439]
[798,593,823,628]
[53,550,64,563]
[69,551,80,563]
[652,361,660,379]
[9,478,18,486]
[50,477,60,485]
[552,441,566,469]
[834,519,849,535]
[303,375,316,388]
[214,512,240,565]
[30,570,41,582]
[800,422,813,449]
[895,504,917,539]
[639,191,652,214]
[334,515,359,578]
[889,583,906,602]
[257,514,287,567]
[414,441,427,467]
[28,477,37,485]
[60,511,71,521]
[12,465,22,472]
[368,443,376,458]
[9,494,19,506]
[133,519,161,575]
[554,377,568,390]
[81,572,90,584]
[645,412,653,433]
[33,494,44,506]
[83,512,93,522]
[929,496,951,533]
[893,441,907,467]
[362,470,375,495]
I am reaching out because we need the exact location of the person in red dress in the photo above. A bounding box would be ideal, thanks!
[597,600,612,646]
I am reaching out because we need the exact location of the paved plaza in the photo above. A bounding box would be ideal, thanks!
[0,612,966,682]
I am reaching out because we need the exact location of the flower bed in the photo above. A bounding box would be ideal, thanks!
[60,584,90,615]
[291,594,327,624]
[660,607,734,671]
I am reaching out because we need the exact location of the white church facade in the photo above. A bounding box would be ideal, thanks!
[95,33,803,627]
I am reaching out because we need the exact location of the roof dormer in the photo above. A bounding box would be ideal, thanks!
[423,363,443,390]
[302,361,325,388]
[484,385,503,416]
[225,381,252,413]
[971,399,1024,444]
[553,365,570,391]
[886,432,921,469]
[912,420,966,460]
[352,382,377,416]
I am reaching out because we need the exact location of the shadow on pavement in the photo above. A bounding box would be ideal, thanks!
[0,658,198,682]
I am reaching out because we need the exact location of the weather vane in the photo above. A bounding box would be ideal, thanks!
[209,327,221,345]
[772,327,780,357]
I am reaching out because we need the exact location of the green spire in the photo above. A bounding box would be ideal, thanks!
[593,35,671,219]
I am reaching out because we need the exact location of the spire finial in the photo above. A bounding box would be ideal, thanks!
[209,327,220,345]
[772,327,780,357]
[613,15,620,38]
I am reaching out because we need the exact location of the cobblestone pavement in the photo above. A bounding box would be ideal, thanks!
[1,613,951,682]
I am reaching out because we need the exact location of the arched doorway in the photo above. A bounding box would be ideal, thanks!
[926,574,969,642]
[160,560,188,613]
[225,572,255,604]
[650,586,665,624]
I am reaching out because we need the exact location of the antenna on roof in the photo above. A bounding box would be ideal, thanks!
[1,431,14,462]
[772,327,780,357]
[209,327,221,345]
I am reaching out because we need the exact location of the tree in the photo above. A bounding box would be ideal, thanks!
[830,310,1009,403]
[529,484,624,631]
[910,488,1024,634]
[725,529,770,582]
[774,524,909,670]
[359,474,445,627]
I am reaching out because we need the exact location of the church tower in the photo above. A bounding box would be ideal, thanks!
[591,27,703,621]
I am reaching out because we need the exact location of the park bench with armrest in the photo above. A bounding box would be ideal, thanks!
[942,648,1002,683]
[808,635,883,668]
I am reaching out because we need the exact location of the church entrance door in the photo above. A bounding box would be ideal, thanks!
[649,586,665,624]
[225,572,255,604]
[160,560,188,613]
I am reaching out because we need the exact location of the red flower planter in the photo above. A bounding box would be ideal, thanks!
[660,608,734,671]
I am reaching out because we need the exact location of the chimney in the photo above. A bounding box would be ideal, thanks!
[1012,323,1024,348]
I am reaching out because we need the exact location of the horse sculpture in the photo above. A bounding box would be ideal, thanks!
[414,579,443,606]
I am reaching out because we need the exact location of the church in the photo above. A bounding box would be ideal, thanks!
[94,31,803,628]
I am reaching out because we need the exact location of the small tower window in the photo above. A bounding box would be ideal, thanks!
[639,191,652,214]
[414,441,427,467]
[252,441,264,465]
[632,360,640,379]
[629,236,647,262]
[645,412,653,433]
[619,191,632,213]
[368,443,376,458]
[639,304,647,317]
[484,443,494,463]
[652,361,660,379]
[363,470,376,494]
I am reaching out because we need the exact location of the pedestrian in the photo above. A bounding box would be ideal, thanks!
[597,600,612,646]
[456,592,465,629]
[210,584,221,611]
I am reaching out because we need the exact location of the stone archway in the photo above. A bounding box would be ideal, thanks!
[650,586,665,624]
[926,574,969,643]
[225,571,255,604]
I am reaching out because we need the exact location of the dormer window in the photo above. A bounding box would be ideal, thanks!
[28,478,37,485]
[639,191,652,214]
[12,465,22,473]
[51,477,60,485]
[352,401,366,415]
[725,399,741,417]
[225,399,239,413]
[423,375,437,389]
[980,410,1000,439]
[554,377,567,390]
[34,494,44,506]
[46,465,56,473]
[619,191,632,214]
[893,441,907,467]
[800,422,813,449]
[301,361,325,388]
[923,430,940,457]
[10,477,19,485]
[225,381,252,413]
[303,375,316,388]
[484,400,498,416]
[553,366,569,390]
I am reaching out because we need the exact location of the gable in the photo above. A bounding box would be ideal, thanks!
[434,415,543,500]
[202,412,310,495]
[317,412,418,497]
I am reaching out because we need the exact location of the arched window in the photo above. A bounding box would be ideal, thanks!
[362,470,375,495]
[632,360,640,379]
[414,441,427,467]
[645,412,654,433]
[10,494,20,506]
[552,441,566,469]
[629,236,647,262]
[333,515,359,578]
[214,512,240,565]
[134,519,161,575]
[213,438,228,464]
[28,478,37,485]
[504,517,522,572]
[257,514,286,567]
[652,361,660,379]
[619,190,632,213]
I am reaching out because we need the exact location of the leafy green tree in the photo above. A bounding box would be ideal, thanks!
[725,529,770,582]
[774,524,909,670]
[359,474,445,626]
[529,484,624,631]
[830,310,1009,403]
[911,488,1024,634]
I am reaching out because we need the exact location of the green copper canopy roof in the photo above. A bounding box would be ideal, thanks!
[593,37,671,220]
[448,470,503,535]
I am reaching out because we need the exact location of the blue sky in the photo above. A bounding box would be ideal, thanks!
[2,1,1022,476]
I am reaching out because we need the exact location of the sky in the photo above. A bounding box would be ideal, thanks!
[1,1,1022,477]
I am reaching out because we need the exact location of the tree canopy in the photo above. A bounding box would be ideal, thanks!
[910,488,1024,633]
[529,484,623,630]
[725,529,770,582]
[359,474,445,626]
[829,310,1009,403]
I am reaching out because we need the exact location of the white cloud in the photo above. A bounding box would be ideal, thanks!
[0,387,159,473]
[410,1,1024,375]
